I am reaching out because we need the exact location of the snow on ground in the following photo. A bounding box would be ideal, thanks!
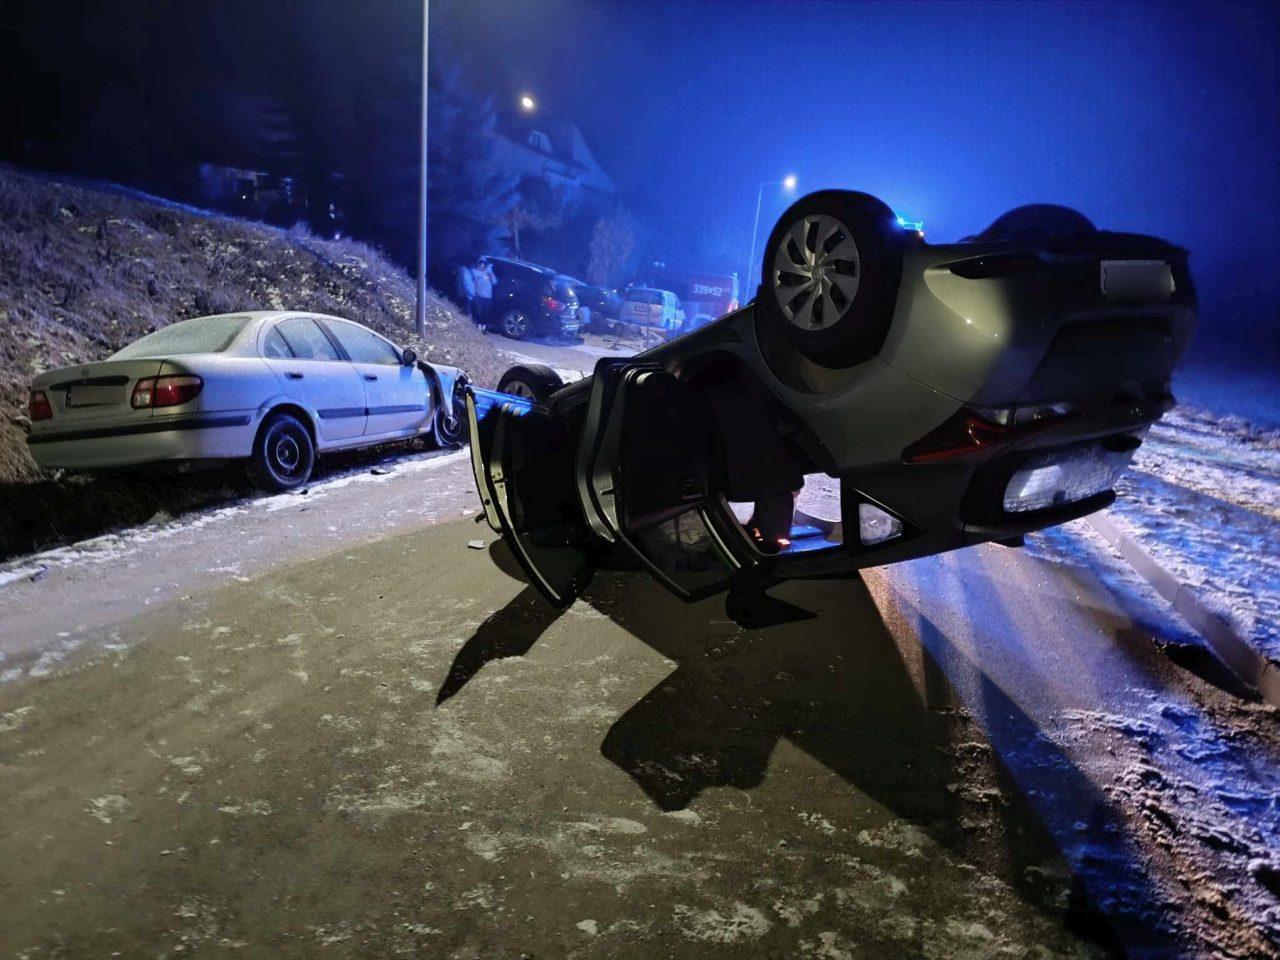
[0,448,469,594]
[1103,405,1280,663]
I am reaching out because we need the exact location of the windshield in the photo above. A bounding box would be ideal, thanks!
[111,315,251,359]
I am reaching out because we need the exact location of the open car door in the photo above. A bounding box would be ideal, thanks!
[466,389,594,606]
[577,362,743,602]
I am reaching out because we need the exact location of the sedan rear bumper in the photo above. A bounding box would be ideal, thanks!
[27,413,256,469]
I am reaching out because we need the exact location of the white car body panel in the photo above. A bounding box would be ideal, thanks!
[27,311,444,472]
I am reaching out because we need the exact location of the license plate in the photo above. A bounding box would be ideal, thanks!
[1101,260,1173,301]
[65,385,123,407]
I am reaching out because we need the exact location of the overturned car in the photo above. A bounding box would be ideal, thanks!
[467,190,1197,624]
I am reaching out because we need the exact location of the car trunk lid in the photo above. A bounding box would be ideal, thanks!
[34,359,167,428]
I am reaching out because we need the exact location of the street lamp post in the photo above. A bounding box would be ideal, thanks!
[745,175,797,299]
[415,0,430,338]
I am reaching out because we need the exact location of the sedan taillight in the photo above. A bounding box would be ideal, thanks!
[543,297,563,311]
[29,390,53,421]
[132,375,203,409]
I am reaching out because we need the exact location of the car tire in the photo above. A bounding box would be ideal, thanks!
[249,411,315,492]
[757,190,904,367]
[496,363,564,403]
[500,309,531,340]
[434,375,469,448]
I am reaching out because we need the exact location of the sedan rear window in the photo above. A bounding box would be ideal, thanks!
[111,315,250,359]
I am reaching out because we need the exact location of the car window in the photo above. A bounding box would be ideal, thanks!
[110,315,250,359]
[275,317,340,361]
[629,290,662,305]
[263,327,293,359]
[325,321,401,365]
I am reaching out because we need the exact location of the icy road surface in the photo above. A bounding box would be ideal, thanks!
[1,437,1278,956]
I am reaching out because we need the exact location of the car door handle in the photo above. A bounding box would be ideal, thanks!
[364,374,378,382]
[285,371,304,380]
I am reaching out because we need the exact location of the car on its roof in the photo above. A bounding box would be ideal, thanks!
[26,311,468,491]
[466,189,1197,625]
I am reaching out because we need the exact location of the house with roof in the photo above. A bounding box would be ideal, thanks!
[493,117,615,207]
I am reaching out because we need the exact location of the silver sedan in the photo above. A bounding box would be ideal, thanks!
[26,311,468,490]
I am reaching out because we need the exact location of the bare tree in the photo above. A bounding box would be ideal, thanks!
[587,207,640,287]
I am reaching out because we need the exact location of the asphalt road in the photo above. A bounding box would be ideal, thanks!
[1,370,1277,957]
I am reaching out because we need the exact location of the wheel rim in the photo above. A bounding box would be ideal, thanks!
[503,311,528,338]
[269,428,305,479]
[505,379,537,400]
[772,214,861,331]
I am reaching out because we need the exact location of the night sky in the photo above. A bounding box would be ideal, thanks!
[5,0,1278,360]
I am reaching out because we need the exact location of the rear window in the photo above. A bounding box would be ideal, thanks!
[111,315,250,359]
[628,290,663,305]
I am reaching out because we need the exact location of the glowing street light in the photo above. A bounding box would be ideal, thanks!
[746,175,799,296]
[520,94,536,112]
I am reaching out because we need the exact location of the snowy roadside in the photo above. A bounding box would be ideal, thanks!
[0,447,476,683]
[1100,406,1280,670]
[0,448,471,593]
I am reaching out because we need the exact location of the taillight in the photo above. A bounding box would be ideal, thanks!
[132,375,202,409]
[542,297,563,311]
[903,402,1077,463]
[29,390,53,421]
[903,411,1009,463]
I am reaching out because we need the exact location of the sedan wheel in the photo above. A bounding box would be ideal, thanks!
[501,310,530,340]
[435,377,469,448]
[250,412,315,492]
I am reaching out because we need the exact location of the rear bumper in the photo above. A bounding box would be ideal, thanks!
[26,413,256,469]
[536,312,580,335]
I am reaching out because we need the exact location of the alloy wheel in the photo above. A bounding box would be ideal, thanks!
[502,311,529,339]
[772,214,861,331]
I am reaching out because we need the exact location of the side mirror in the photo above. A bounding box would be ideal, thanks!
[401,348,418,367]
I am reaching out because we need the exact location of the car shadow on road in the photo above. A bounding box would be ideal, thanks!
[435,584,561,706]
[438,544,1174,954]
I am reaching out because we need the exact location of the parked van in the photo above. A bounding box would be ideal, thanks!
[618,287,685,331]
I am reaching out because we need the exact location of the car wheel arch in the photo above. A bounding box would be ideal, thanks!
[255,401,318,448]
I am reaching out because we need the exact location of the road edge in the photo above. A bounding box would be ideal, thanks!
[1088,513,1280,707]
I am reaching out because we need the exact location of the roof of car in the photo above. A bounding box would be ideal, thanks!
[187,311,361,325]
[485,256,557,276]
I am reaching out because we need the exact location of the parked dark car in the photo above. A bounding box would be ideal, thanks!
[565,278,622,325]
[484,257,581,341]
